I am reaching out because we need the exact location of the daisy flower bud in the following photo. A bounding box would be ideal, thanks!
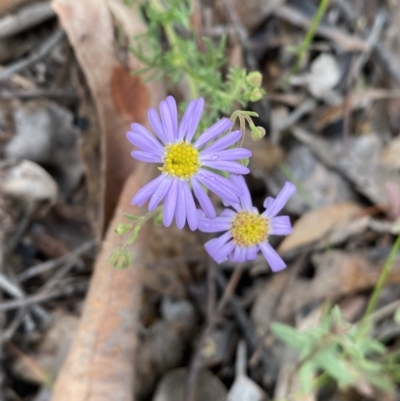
[109,248,132,270]
[246,71,263,87]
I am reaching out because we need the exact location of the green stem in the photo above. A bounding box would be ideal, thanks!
[357,234,400,338]
[151,0,198,99]
[293,0,330,74]
[124,206,163,248]
[277,0,330,90]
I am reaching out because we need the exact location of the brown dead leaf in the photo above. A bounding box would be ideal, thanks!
[252,249,400,333]
[52,0,164,234]
[313,90,400,131]
[50,164,152,401]
[278,202,362,253]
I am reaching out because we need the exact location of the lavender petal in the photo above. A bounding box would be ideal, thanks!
[148,175,173,210]
[175,180,187,229]
[259,242,286,272]
[185,98,204,142]
[230,175,253,210]
[247,246,258,260]
[212,240,236,264]
[221,209,237,218]
[196,169,239,203]
[191,177,216,219]
[127,127,164,155]
[264,182,296,218]
[263,196,275,209]
[131,175,165,207]
[131,150,162,163]
[202,160,250,175]
[201,148,252,161]
[160,100,175,143]
[231,245,247,262]
[165,96,178,139]
[222,197,242,212]
[269,216,292,236]
[182,181,198,231]
[204,231,233,263]
[177,100,196,141]
[198,214,232,233]
[148,108,168,144]
[201,130,242,154]
[194,118,233,149]
[163,179,178,227]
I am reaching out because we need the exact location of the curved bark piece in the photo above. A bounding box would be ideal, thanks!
[52,0,164,233]
[51,165,151,401]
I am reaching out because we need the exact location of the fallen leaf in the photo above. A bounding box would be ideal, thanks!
[279,202,362,253]
[251,249,400,333]
[52,0,164,233]
[313,90,400,131]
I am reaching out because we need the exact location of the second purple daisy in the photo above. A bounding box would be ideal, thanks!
[198,175,296,271]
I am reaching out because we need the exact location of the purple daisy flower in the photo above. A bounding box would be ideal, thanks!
[127,96,252,231]
[198,175,296,271]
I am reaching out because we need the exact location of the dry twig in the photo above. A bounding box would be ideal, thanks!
[0,29,65,81]
[18,239,96,282]
[0,2,55,38]
[0,281,87,312]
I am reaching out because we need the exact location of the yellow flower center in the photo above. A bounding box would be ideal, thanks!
[161,141,200,179]
[231,212,269,247]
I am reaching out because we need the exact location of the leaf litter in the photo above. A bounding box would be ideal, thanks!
[0,0,400,401]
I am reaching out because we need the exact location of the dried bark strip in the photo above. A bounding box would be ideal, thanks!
[52,0,163,233]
